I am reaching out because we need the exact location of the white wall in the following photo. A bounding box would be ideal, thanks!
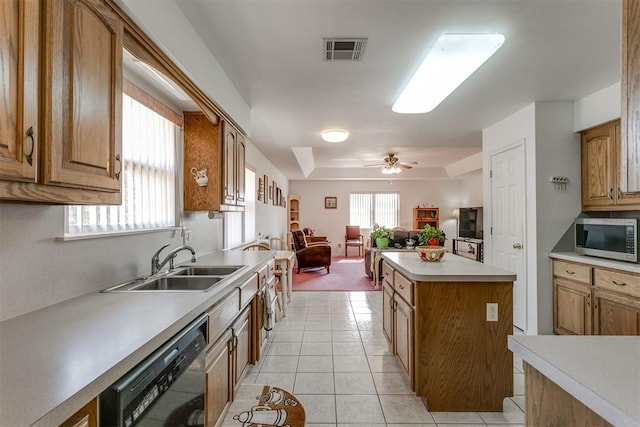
[574,82,621,131]
[289,177,483,255]
[246,140,289,242]
[482,102,581,335]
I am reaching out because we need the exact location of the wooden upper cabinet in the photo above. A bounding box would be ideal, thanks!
[222,121,236,205]
[235,133,246,206]
[581,120,640,210]
[0,0,39,183]
[581,122,616,209]
[41,0,123,192]
[222,120,246,207]
[621,0,640,195]
[183,112,222,211]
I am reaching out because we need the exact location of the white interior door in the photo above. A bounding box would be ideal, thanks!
[491,144,527,331]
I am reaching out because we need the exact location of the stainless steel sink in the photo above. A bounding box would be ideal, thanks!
[104,276,224,292]
[170,265,245,276]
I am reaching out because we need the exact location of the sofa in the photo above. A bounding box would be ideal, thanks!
[365,228,422,279]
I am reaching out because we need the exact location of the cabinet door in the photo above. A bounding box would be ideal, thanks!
[235,133,246,205]
[614,121,640,207]
[206,329,233,427]
[622,0,640,195]
[251,289,268,362]
[594,290,640,335]
[41,0,122,192]
[232,306,251,395]
[222,121,236,204]
[183,112,222,211]
[394,296,414,384]
[382,284,394,343]
[553,279,592,335]
[0,0,39,182]
[581,123,616,210]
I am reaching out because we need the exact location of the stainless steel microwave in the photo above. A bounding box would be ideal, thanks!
[575,218,639,263]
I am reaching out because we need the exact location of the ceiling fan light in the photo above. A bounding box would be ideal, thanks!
[321,130,349,143]
[392,33,505,114]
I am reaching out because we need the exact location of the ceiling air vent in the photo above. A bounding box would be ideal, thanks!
[323,38,367,61]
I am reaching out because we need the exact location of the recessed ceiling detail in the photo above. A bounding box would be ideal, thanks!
[323,38,367,61]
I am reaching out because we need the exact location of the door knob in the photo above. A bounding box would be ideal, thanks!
[513,243,523,249]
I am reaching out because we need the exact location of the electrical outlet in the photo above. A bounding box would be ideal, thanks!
[486,303,498,322]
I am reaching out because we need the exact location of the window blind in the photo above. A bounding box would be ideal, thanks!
[349,192,399,228]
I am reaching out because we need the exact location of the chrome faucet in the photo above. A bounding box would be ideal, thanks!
[151,244,197,275]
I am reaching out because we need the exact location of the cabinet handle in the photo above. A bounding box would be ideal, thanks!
[565,270,575,275]
[399,284,404,290]
[612,280,627,286]
[115,154,122,180]
[608,188,614,200]
[586,295,591,306]
[594,298,599,310]
[25,127,34,166]
[618,188,622,199]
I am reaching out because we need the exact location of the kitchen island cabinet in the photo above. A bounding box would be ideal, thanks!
[381,252,516,412]
[509,335,640,426]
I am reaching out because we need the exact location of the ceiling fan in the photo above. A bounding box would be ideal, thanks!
[364,153,418,174]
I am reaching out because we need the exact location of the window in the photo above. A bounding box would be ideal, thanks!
[66,94,178,235]
[223,168,256,249]
[349,192,400,228]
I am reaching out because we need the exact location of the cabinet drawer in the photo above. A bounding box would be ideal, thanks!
[207,289,240,345]
[553,260,592,285]
[394,271,414,305]
[258,264,269,289]
[382,262,394,286]
[267,259,276,279]
[594,268,640,298]
[239,274,259,309]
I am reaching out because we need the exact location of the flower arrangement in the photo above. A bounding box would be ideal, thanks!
[417,224,446,246]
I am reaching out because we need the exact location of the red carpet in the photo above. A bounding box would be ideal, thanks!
[292,256,380,292]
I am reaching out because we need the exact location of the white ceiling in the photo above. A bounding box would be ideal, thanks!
[174,0,621,181]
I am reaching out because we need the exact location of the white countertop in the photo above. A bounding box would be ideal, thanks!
[550,251,640,274]
[509,335,640,427]
[381,252,516,282]
[0,250,273,427]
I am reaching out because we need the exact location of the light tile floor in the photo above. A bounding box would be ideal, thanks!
[227,291,525,427]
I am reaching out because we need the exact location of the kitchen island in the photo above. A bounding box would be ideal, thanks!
[509,335,640,426]
[381,252,516,412]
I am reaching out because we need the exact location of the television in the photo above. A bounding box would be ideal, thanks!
[458,207,483,240]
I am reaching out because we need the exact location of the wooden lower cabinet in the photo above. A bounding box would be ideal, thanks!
[394,295,414,384]
[553,259,640,336]
[59,398,97,427]
[594,289,640,335]
[382,282,394,342]
[232,307,251,396]
[206,329,233,427]
[553,278,593,335]
[252,288,269,362]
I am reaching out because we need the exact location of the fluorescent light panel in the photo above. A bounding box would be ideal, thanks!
[392,33,505,114]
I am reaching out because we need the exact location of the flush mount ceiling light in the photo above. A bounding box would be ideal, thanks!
[392,33,505,114]
[321,130,349,143]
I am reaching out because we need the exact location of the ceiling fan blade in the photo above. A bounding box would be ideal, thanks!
[364,163,386,167]
[398,164,413,169]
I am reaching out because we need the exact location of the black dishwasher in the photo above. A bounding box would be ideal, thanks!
[100,314,208,427]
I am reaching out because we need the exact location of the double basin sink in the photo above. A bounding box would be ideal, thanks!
[103,265,246,292]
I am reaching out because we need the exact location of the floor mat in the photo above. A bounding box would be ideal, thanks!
[222,384,305,427]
